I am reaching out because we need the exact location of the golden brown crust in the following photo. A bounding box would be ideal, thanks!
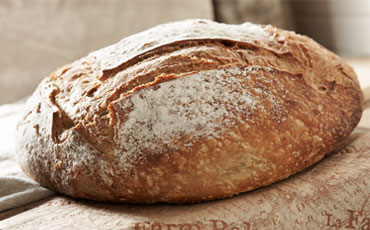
[15,19,363,203]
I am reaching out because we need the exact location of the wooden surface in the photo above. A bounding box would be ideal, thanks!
[0,59,369,230]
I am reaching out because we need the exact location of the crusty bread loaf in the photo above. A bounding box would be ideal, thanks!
[15,19,363,203]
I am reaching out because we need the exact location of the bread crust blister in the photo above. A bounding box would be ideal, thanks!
[16,19,363,203]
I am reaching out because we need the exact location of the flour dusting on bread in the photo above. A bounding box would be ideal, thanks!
[114,67,257,160]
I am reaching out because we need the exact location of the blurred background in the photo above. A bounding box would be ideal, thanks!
[0,0,369,105]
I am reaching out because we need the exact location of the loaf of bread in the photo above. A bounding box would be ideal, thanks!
[15,19,363,203]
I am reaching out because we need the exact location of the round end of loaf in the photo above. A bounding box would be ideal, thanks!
[15,19,363,203]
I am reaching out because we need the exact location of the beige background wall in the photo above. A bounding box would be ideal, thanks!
[289,0,370,56]
[1,0,369,105]
[0,0,213,104]
[213,0,294,30]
